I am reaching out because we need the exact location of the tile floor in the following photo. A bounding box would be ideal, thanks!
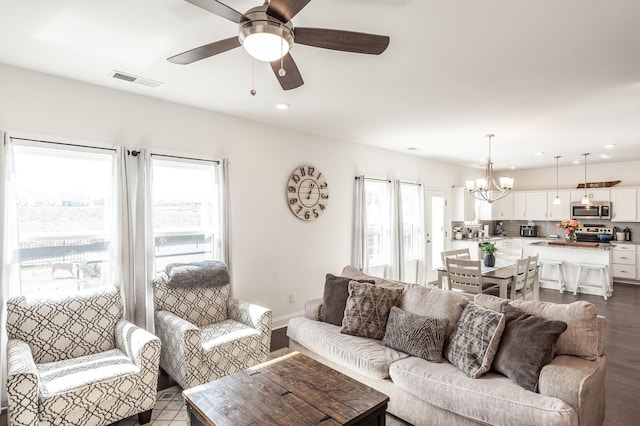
[115,348,410,425]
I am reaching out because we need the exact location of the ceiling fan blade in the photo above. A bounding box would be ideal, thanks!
[168,37,241,64]
[294,27,389,55]
[270,53,304,90]
[185,0,245,23]
[267,0,311,23]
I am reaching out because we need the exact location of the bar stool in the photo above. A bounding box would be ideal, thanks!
[574,263,612,300]
[538,259,566,292]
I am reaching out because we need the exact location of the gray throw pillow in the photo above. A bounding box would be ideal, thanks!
[493,304,568,392]
[382,306,448,362]
[319,274,375,326]
[341,281,404,340]
[164,260,229,287]
[445,302,506,378]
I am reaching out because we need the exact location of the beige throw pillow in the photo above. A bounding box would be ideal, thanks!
[341,281,404,340]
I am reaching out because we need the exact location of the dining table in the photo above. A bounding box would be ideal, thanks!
[437,259,540,301]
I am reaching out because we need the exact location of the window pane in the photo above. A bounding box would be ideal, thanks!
[365,180,391,269]
[13,144,114,297]
[400,183,421,261]
[152,159,219,272]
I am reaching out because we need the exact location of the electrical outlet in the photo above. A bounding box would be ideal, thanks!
[289,293,295,303]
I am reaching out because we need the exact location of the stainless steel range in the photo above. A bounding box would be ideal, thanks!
[575,225,614,242]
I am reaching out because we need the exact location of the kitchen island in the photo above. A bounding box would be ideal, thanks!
[528,241,613,297]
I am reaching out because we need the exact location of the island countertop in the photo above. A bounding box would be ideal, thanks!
[531,241,615,251]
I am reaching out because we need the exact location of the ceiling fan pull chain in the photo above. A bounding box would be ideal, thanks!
[278,27,286,77]
[250,57,257,96]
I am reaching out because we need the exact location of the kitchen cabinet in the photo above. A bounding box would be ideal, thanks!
[451,187,476,221]
[477,198,499,220]
[546,190,571,221]
[450,240,480,260]
[571,189,610,203]
[612,243,637,281]
[497,195,515,220]
[511,191,547,221]
[610,187,637,222]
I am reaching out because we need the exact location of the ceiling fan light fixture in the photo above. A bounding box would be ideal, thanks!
[239,20,294,62]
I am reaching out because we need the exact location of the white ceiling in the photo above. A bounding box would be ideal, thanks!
[1,0,639,170]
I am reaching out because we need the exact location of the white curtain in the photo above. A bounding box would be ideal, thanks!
[111,147,136,322]
[217,158,231,274]
[133,149,155,331]
[392,179,403,281]
[351,176,368,271]
[416,186,427,285]
[0,133,21,408]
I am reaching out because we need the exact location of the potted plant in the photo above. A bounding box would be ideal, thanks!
[480,241,497,267]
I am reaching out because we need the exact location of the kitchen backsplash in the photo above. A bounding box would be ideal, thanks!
[495,220,640,242]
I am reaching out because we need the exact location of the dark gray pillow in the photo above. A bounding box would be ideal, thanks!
[319,274,375,326]
[382,306,448,362]
[493,304,568,392]
[445,302,506,378]
[341,281,404,340]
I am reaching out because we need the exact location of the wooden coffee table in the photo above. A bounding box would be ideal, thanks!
[183,351,389,425]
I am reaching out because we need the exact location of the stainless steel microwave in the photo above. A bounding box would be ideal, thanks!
[571,201,611,220]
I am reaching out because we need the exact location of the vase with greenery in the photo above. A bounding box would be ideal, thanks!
[480,241,497,267]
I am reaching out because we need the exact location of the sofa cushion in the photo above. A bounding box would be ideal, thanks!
[510,300,598,360]
[445,302,505,378]
[493,305,568,392]
[400,284,469,340]
[319,274,375,326]
[390,356,577,425]
[341,265,406,290]
[287,316,409,379]
[381,306,448,362]
[341,281,404,340]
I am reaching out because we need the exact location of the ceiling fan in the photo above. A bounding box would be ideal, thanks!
[168,0,390,90]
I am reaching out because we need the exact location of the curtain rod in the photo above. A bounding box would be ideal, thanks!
[10,137,116,152]
[128,150,219,164]
[355,176,391,183]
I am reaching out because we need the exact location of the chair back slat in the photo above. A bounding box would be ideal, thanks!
[441,248,471,266]
[446,258,483,294]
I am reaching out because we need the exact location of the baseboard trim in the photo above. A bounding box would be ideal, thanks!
[273,310,303,329]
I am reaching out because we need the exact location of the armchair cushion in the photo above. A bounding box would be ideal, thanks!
[6,288,123,363]
[153,277,229,327]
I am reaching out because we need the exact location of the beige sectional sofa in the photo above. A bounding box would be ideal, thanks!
[287,267,606,426]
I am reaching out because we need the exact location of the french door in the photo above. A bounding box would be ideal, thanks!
[425,190,446,284]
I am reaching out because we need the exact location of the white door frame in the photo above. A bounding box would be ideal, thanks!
[425,189,447,284]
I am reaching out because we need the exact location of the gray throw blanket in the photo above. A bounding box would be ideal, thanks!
[163,260,230,288]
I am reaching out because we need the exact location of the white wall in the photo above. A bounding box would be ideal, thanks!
[0,63,465,327]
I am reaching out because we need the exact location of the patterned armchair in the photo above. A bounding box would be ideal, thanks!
[5,287,161,426]
[152,272,272,389]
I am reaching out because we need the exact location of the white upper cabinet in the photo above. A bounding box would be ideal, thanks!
[526,191,548,221]
[477,198,500,220]
[546,190,571,221]
[570,188,610,203]
[513,192,527,220]
[497,195,515,221]
[451,187,476,221]
[611,187,637,222]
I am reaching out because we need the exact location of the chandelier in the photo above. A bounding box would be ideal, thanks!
[465,134,514,204]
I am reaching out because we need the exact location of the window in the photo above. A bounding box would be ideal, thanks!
[151,158,221,273]
[400,182,422,261]
[13,143,114,297]
[364,179,392,270]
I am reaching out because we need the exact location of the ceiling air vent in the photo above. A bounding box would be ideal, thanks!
[111,70,162,88]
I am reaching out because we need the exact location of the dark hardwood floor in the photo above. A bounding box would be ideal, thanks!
[1,284,638,425]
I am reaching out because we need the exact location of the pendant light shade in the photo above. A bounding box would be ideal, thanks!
[553,155,561,205]
[581,153,590,205]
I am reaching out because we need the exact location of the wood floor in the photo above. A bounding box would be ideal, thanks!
[1,283,638,426]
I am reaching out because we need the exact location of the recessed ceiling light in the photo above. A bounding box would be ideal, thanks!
[600,154,611,159]
[604,144,616,149]
[509,166,517,170]
[535,152,544,156]
[573,160,581,164]
[275,103,290,110]
[407,147,417,151]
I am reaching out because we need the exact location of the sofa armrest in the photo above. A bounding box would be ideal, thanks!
[539,355,606,426]
[305,298,323,321]
[6,339,39,426]
[227,298,272,335]
[155,310,203,389]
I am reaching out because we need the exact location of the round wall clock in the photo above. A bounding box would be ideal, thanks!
[286,164,329,221]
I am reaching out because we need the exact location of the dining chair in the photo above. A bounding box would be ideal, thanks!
[498,247,523,263]
[441,248,471,266]
[446,258,495,296]
[485,257,529,300]
[525,254,540,300]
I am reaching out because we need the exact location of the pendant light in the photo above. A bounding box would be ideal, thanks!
[581,153,590,205]
[553,156,561,205]
[465,134,514,204]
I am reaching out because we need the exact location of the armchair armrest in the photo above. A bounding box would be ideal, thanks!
[227,298,272,335]
[6,339,39,426]
[155,310,203,389]
[305,298,323,321]
[115,319,161,368]
[539,355,606,426]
